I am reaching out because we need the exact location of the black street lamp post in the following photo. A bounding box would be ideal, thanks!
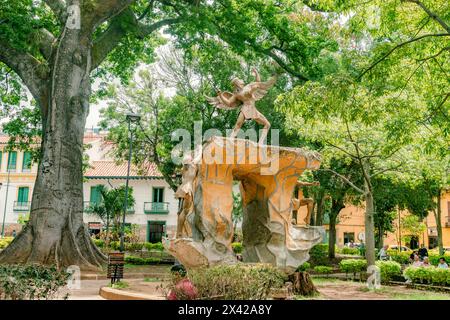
[119,113,141,252]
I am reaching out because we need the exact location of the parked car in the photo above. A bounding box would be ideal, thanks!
[389,245,411,252]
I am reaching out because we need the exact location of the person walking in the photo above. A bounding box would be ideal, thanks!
[378,244,389,261]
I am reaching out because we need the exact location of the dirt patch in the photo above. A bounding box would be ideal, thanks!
[115,279,168,298]
[315,282,389,300]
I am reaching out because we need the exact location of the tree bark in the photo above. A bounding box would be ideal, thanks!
[328,199,344,259]
[364,189,376,267]
[0,18,106,270]
[328,213,337,259]
[314,191,325,226]
[290,272,318,297]
[435,190,444,255]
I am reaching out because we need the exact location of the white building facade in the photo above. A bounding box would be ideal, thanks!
[0,131,179,241]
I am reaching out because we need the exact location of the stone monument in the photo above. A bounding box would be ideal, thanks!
[164,69,324,272]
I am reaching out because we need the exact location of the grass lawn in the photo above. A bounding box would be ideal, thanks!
[308,277,450,300]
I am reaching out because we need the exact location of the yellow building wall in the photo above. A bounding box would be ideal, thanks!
[297,190,450,248]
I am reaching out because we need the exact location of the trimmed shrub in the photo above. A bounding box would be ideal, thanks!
[231,242,243,254]
[296,262,311,272]
[387,250,411,265]
[431,268,449,286]
[93,239,104,248]
[0,237,13,250]
[404,266,450,286]
[168,264,287,300]
[125,242,144,252]
[341,247,360,255]
[375,261,402,282]
[339,259,367,276]
[0,264,69,300]
[109,241,120,250]
[309,244,329,266]
[125,256,161,265]
[403,267,433,284]
[313,266,333,275]
[144,242,164,251]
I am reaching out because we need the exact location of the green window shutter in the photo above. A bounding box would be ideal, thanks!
[8,151,17,170]
[22,152,32,171]
[0,151,2,169]
[90,186,103,204]
[18,187,29,203]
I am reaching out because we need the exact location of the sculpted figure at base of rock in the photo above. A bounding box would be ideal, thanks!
[291,181,320,226]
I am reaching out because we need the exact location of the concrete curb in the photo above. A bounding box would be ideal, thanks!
[99,286,166,300]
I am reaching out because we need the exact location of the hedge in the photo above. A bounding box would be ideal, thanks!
[95,241,165,252]
[387,250,411,265]
[296,262,311,272]
[125,256,162,265]
[339,259,367,275]
[313,266,333,274]
[341,247,361,255]
[375,261,402,282]
[403,266,450,286]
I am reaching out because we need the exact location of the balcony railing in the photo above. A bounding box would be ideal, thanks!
[83,201,134,214]
[144,202,169,214]
[13,201,31,212]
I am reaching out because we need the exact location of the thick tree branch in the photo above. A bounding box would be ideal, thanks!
[43,0,67,25]
[0,41,48,100]
[91,8,182,70]
[88,0,135,29]
[36,28,56,60]
[403,0,450,34]
[358,33,450,79]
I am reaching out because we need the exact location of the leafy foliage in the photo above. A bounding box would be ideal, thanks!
[0,264,69,300]
[168,264,287,300]
[339,259,367,274]
[375,260,402,282]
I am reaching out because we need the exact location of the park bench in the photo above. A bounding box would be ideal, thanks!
[107,252,125,284]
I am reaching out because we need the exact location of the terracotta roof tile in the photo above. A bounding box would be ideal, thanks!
[84,161,162,178]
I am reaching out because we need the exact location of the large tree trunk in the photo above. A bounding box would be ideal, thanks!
[314,191,326,226]
[364,190,376,267]
[328,213,337,259]
[328,199,344,259]
[290,272,318,297]
[0,21,106,270]
[435,191,444,255]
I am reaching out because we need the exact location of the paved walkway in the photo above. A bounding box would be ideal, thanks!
[66,279,110,300]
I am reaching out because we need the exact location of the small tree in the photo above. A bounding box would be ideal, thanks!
[400,215,426,247]
[88,185,135,244]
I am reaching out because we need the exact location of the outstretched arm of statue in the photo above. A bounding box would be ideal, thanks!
[219,91,237,107]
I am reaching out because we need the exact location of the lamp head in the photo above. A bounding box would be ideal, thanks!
[126,112,141,123]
